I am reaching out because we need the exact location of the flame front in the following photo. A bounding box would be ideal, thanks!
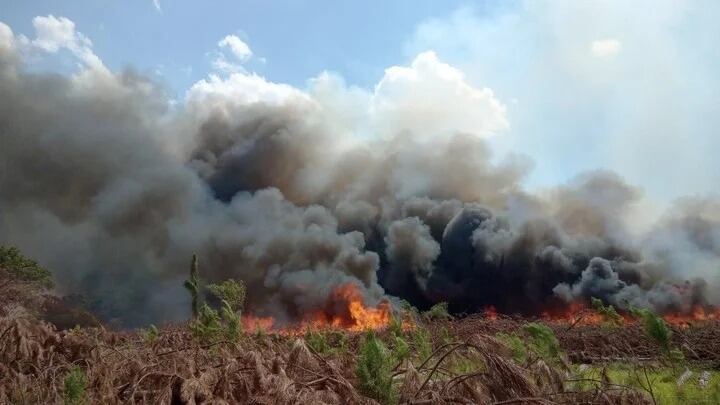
[540,301,720,328]
[243,283,392,333]
[307,283,392,331]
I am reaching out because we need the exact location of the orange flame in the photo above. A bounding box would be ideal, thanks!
[307,283,392,331]
[539,301,720,328]
[242,283,392,334]
[483,306,498,320]
[663,306,720,328]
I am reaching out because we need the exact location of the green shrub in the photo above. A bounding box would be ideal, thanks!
[523,322,561,360]
[207,279,246,312]
[63,366,87,405]
[306,329,331,353]
[591,297,623,327]
[631,307,684,366]
[0,246,53,288]
[391,335,410,363]
[631,308,672,352]
[207,279,246,342]
[422,302,452,321]
[388,313,404,337]
[183,256,247,343]
[190,303,223,342]
[497,332,528,363]
[409,325,433,361]
[219,302,241,341]
[141,324,159,343]
[357,331,396,404]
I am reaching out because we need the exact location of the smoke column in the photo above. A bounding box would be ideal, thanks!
[0,19,718,326]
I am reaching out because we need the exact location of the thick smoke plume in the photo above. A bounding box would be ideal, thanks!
[0,19,718,326]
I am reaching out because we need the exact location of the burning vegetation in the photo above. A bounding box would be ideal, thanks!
[2,19,720,329]
[3,249,720,404]
[2,12,720,404]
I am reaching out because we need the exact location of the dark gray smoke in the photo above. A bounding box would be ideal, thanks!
[1,20,719,326]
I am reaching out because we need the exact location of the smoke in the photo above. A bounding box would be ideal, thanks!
[1,17,719,326]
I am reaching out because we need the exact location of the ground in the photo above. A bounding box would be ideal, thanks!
[2,257,720,404]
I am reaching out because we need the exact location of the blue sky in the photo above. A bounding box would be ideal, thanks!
[2,0,719,207]
[2,0,486,92]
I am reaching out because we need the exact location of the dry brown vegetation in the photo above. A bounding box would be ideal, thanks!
[1,312,657,404]
[2,257,718,404]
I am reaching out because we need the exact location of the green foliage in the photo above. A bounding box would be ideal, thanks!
[189,300,243,343]
[630,308,686,367]
[219,301,241,341]
[63,366,87,405]
[356,331,396,404]
[305,329,349,354]
[631,308,672,352]
[207,279,246,312]
[254,326,266,340]
[391,335,410,363]
[207,279,247,342]
[141,324,159,343]
[0,246,54,288]
[388,314,404,337]
[190,303,223,343]
[409,325,432,361]
[523,322,561,360]
[184,254,201,318]
[422,301,452,321]
[398,299,419,315]
[590,297,623,327]
[497,332,528,363]
[573,365,720,405]
[439,326,455,345]
[306,329,332,353]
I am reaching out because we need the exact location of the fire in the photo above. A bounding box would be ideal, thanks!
[307,283,392,331]
[663,306,720,328]
[540,301,624,326]
[242,283,392,333]
[539,301,720,328]
[242,315,275,331]
[483,306,498,320]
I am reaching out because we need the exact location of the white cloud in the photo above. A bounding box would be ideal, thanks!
[30,15,106,73]
[211,53,246,74]
[218,35,252,61]
[32,15,85,52]
[189,49,508,145]
[212,34,253,73]
[186,72,311,122]
[371,51,508,138]
[591,38,622,57]
[0,22,15,55]
[153,0,162,12]
[406,2,720,202]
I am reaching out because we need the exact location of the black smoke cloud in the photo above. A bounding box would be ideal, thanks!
[1,21,719,326]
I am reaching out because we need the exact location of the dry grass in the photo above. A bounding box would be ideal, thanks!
[0,308,658,404]
[0,267,702,404]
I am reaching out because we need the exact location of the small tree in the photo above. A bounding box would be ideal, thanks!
[190,303,223,342]
[207,279,246,341]
[63,366,87,405]
[0,246,54,288]
[357,331,395,404]
[630,307,683,364]
[184,254,201,318]
[523,322,561,360]
[207,279,246,312]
